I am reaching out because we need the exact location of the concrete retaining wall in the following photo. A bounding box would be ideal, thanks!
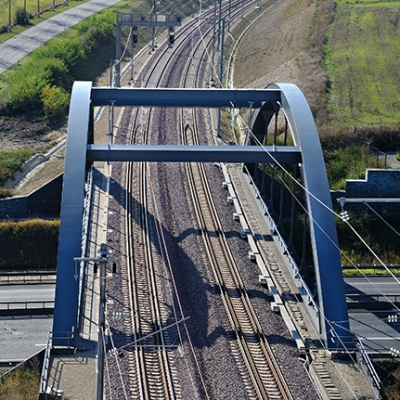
[346,169,400,198]
[0,174,62,220]
[332,169,400,213]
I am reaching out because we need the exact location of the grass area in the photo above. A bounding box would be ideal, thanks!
[0,362,40,400]
[324,0,400,127]
[0,0,87,38]
[0,148,35,187]
[337,212,400,266]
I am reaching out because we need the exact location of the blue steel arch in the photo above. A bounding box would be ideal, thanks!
[53,81,350,349]
[247,83,350,347]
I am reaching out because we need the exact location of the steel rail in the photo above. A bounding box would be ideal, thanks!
[124,97,174,400]
[179,31,293,398]
[111,0,273,397]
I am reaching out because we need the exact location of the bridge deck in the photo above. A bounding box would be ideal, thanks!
[44,166,107,398]
[225,164,374,400]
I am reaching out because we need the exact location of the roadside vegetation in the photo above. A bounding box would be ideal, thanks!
[0,0,85,36]
[0,149,34,186]
[0,219,59,270]
[336,211,400,266]
[0,9,117,120]
[378,360,400,400]
[0,362,40,400]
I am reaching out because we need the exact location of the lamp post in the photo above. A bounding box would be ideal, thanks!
[74,243,117,400]
[97,243,108,400]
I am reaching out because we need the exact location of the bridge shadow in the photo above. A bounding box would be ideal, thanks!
[95,166,273,355]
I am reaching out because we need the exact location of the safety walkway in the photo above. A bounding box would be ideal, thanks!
[43,166,107,399]
[224,163,375,400]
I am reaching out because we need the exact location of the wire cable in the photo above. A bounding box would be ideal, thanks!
[234,105,400,286]
[363,201,400,238]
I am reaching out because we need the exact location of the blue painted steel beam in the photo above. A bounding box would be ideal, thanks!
[260,83,351,349]
[90,87,281,108]
[86,144,301,163]
[53,82,93,346]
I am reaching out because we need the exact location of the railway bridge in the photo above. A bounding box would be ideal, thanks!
[52,81,350,351]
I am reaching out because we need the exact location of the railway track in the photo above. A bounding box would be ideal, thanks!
[177,35,294,396]
[103,0,319,398]
[181,110,293,399]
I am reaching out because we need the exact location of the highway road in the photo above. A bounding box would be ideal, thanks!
[0,283,55,304]
[349,310,400,354]
[0,283,54,365]
[0,0,121,74]
[344,276,400,296]
[0,315,53,362]
[344,276,400,354]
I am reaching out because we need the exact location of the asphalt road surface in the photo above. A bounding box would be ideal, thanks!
[349,309,400,354]
[345,276,400,354]
[344,276,400,296]
[0,315,53,362]
[0,0,121,74]
[0,283,55,304]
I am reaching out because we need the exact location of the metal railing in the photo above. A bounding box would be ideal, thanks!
[39,332,54,395]
[0,271,56,284]
[355,337,381,399]
[39,331,75,397]
[0,301,54,311]
[346,293,400,304]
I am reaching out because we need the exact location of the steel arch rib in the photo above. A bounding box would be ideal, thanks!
[52,81,93,345]
[259,83,350,348]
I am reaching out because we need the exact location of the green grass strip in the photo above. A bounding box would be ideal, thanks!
[325,1,400,126]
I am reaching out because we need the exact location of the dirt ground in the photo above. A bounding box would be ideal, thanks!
[0,116,66,152]
[234,0,315,90]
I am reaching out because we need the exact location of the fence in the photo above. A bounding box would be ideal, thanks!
[0,271,56,284]
[0,0,76,30]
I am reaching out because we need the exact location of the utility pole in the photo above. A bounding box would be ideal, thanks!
[97,243,107,400]
[8,0,11,32]
[74,243,117,400]
[228,0,231,31]
[217,18,225,138]
[129,26,138,84]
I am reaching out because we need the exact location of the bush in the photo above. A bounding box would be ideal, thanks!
[0,363,40,400]
[15,7,28,26]
[0,149,34,186]
[41,85,70,119]
[0,188,15,198]
[337,212,400,265]
[381,364,400,400]
[7,71,48,113]
[34,38,85,77]
[0,219,59,270]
